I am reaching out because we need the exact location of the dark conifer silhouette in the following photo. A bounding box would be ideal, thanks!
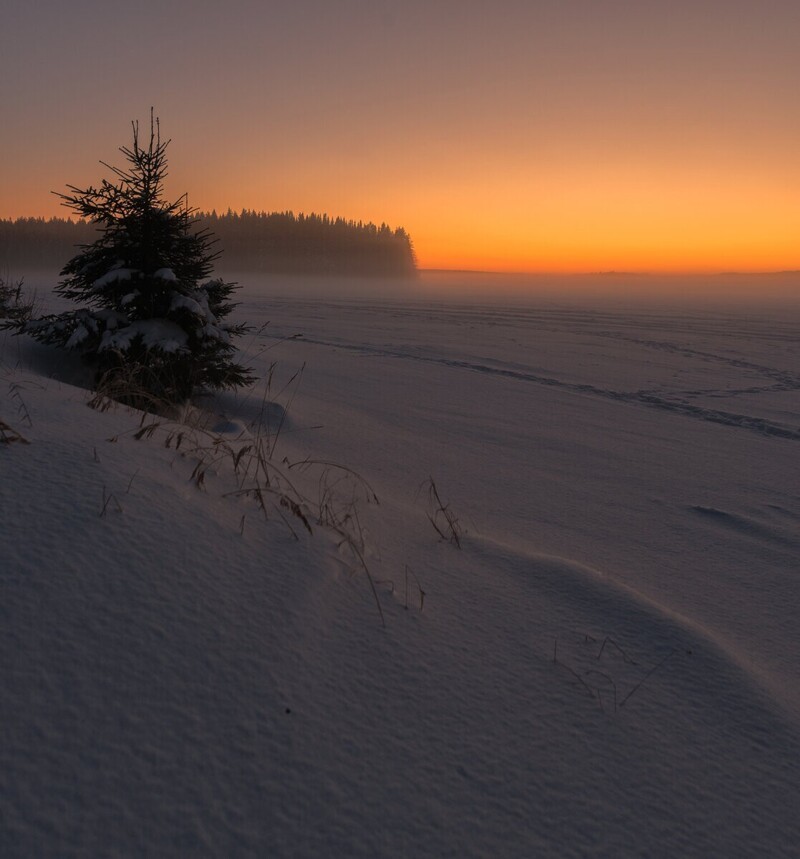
[202,210,417,276]
[22,114,253,406]
[1,211,417,277]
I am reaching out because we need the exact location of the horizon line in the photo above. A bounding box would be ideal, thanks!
[3,213,799,279]
[420,268,800,278]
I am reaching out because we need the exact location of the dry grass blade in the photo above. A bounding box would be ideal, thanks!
[270,361,305,457]
[556,660,596,699]
[405,565,426,611]
[133,421,161,441]
[232,444,252,472]
[9,384,33,428]
[99,485,123,518]
[333,528,385,627]
[288,458,380,505]
[190,461,207,489]
[619,649,677,709]
[419,477,462,547]
[280,496,313,535]
[597,637,638,665]
[584,669,618,713]
[0,419,30,445]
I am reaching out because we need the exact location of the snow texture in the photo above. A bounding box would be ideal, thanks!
[2,273,799,857]
[169,292,205,316]
[99,318,189,353]
[64,324,89,349]
[92,267,135,290]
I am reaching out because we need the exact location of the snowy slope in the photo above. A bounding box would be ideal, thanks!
[2,278,799,857]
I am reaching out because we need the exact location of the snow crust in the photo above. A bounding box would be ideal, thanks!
[169,290,228,341]
[92,267,135,290]
[64,324,89,349]
[169,292,204,315]
[99,318,188,352]
[2,276,800,856]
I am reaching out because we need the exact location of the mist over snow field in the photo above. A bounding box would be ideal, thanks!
[2,272,800,856]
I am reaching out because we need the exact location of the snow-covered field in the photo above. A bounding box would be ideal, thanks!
[2,272,799,856]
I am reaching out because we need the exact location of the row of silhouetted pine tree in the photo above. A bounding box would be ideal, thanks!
[0,210,417,277]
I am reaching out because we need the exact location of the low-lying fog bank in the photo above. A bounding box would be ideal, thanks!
[14,267,799,320]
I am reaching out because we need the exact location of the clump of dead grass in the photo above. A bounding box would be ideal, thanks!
[552,631,689,714]
[100,365,389,624]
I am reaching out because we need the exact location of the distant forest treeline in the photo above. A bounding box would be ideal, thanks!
[0,210,417,277]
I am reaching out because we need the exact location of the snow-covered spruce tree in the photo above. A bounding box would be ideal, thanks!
[23,114,253,406]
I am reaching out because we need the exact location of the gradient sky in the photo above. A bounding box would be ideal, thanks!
[2,0,799,272]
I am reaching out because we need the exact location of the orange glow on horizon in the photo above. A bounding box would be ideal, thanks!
[4,1,800,278]
[3,151,799,276]
[147,150,800,275]
[4,190,798,275]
